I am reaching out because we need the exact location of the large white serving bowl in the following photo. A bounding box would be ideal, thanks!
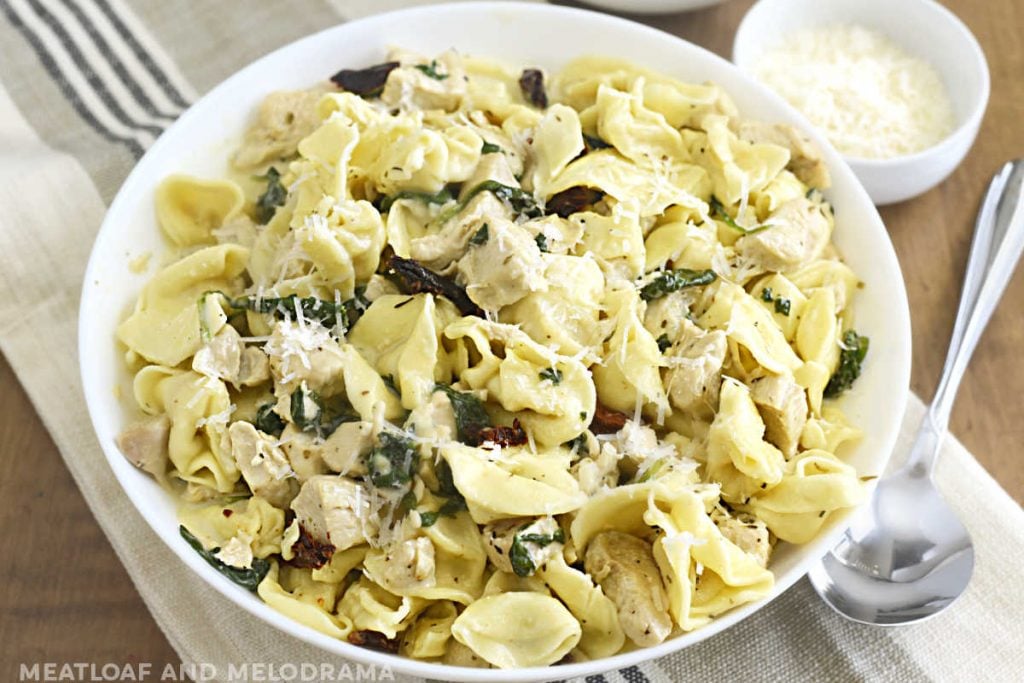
[733,0,990,206]
[79,2,911,681]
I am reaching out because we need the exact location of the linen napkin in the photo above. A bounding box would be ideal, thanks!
[0,1,1021,681]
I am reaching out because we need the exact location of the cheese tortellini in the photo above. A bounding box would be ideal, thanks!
[115,49,869,669]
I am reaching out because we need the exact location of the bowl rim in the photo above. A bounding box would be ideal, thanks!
[732,0,991,167]
[78,2,911,680]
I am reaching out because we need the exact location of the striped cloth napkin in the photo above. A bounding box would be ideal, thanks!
[1,1,1021,681]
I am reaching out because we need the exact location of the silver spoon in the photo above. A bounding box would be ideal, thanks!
[808,159,1024,625]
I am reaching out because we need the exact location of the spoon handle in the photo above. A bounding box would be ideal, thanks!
[907,160,1024,475]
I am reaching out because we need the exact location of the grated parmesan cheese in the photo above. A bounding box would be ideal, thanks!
[754,24,956,159]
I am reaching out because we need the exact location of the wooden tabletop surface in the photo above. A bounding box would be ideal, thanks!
[2,0,1021,677]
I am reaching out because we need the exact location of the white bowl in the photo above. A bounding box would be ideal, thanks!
[733,0,990,206]
[79,2,911,680]
[581,0,728,15]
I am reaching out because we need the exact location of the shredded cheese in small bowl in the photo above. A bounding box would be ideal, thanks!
[754,24,956,160]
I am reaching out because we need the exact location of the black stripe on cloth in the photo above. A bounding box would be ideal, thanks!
[25,0,166,138]
[90,0,192,109]
[585,675,609,683]
[620,666,651,683]
[0,0,144,158]
[57,0,181,123]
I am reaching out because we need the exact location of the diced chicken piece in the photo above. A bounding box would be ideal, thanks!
[379,537,436,590]
[643,290,698,344]
[192,325,242,382]
[264,320,346,393]
[737,197,831,273]
[290,475,376,551]
[279,425,329,482]
[406,390,457,443]
[381,49,467,112]
[409,154,518,270]
[664,319,727,416]
[711,507,772,568]
[457,219,548,310]
[193,325,270,389]
[585,531,673,647]
[409,192,509,271]
[483,517,563,576]
[214,532,255,569]
[737,121,831,189]
[238,347,271,387]
[520,214,584,255]
[115,415,170,478]
[749,374,808,458]
[233,88,327,170]
[228,421,296,508]
[320,421,375,474]
[573,442,621,496]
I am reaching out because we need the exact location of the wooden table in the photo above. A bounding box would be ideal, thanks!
[2,0,1021,676]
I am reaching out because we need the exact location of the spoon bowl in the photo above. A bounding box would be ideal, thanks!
[809,159,1024,626]
[808,453,975,625]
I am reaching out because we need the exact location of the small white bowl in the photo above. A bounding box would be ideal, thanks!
[582,0,727,14]
[733,0,990,206]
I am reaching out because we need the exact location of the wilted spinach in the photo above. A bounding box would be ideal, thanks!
[255,167,287,224]
[639,268,717,301]
[366,432,419,489]
[179,525,269,591]
[824,330,870,398]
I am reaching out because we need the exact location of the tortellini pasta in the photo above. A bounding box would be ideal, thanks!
[116,49,870,669]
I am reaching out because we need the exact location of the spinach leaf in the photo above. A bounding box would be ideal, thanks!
[774,297,792,316]
[435,180,542,226]
[538,367,562,384]
[366,432,419,489]
[290,384,322,431]
[289,384,359,438]
[415,60,448,81]
[377,187,454,213]
[469,223,489,246]
[253,402,285,437]
[434,384,491,444]
[418,497,467,528]
[639,268,717,301]
[481,141,503,155]
[179,525,269,591]
[761,287,774,302]
[509,527,566,577]
[255,167,287,224]
[709,196,770,235]
[230,293,355,331]
[330,61,399,97]
[656,334,672,353]
[534,233,549,252]
[824,330,870,398]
